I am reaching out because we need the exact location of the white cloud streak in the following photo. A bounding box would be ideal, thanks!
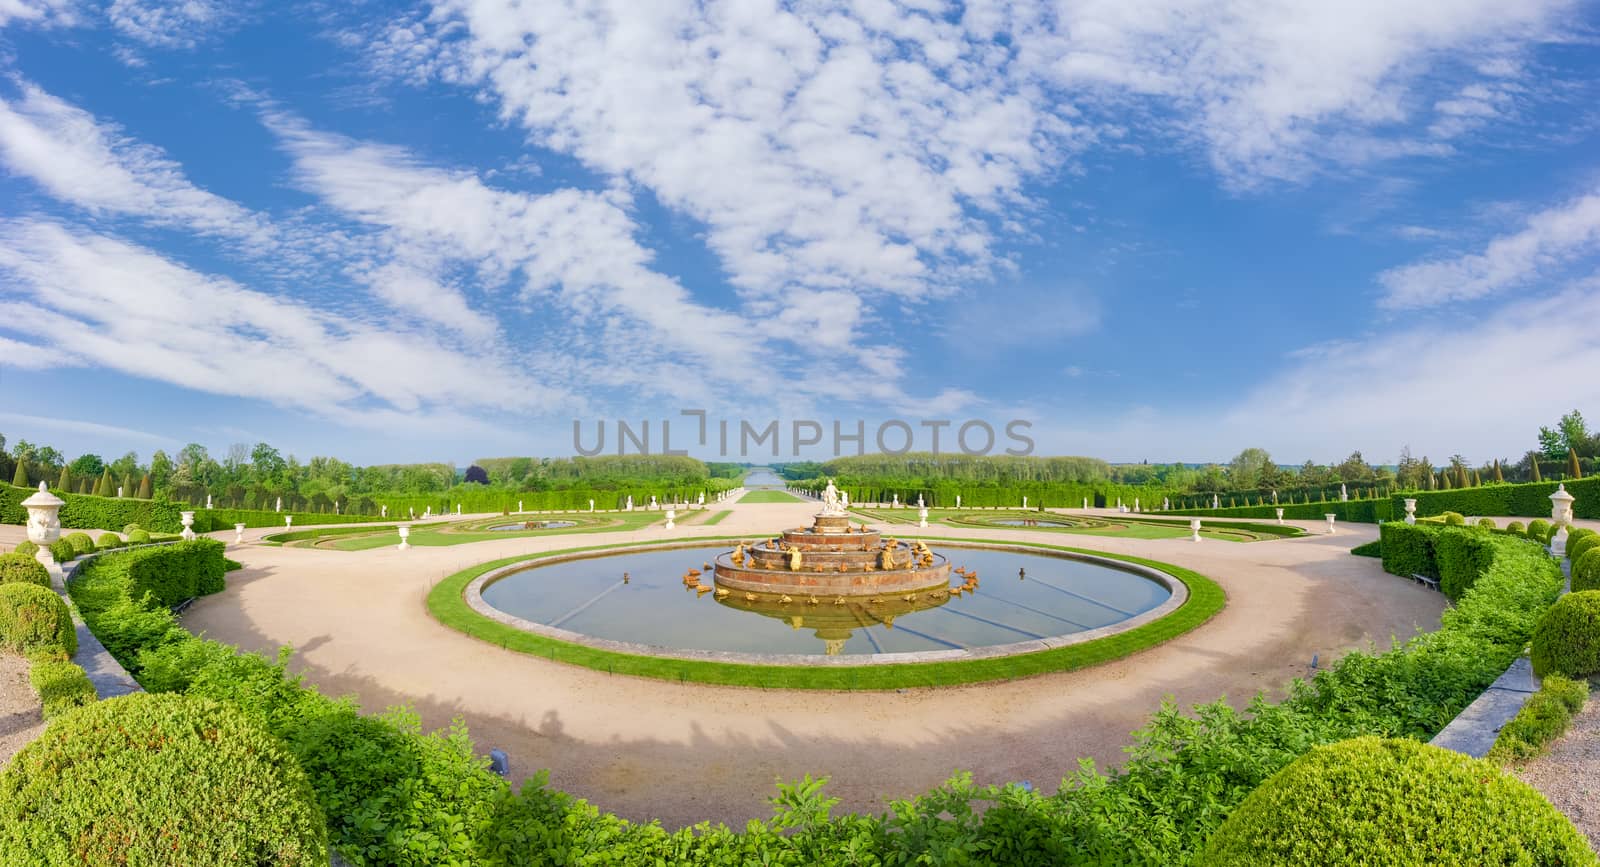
[1378,190,1600,308]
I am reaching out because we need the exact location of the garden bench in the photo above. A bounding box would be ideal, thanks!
[1410,573,1440,592]
[170,597,196,615]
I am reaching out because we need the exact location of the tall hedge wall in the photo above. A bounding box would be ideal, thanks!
[1379,522,1522,601]
[1392,477,1600,521]
[76,539,227,608]
[1169,497,1395,524]
[794,480,1173,510]
[0,483,395,534]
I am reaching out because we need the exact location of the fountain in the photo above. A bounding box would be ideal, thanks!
[713,480,952,600]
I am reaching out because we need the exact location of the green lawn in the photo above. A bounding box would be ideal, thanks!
[426,537,1224,690]
[327,511,664,550]
[849,508,1299,542]
[736,490,802,503]
[701,510,732,525]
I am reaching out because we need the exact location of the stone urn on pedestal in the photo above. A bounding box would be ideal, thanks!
[180,511,196,541]
[1404,499,1417,525]
[21,482,65,583]
[918,507,929,528]
[234,523,246,545]
[1275,507,1285,525]
[285,515,293,529]
[1325,514,1337,535]
[397,526,410,550]
[1549,484,1576,556]
[1189,518,1202,542]
[665,509,676,530]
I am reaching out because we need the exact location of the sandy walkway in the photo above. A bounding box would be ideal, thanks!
[0,654,45,771]
[1515,691,1600,847]
[172,503,1445,828]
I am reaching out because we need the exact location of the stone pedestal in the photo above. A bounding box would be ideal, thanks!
[1189,518,1202,542]
[180,511,196,541]
[1325,514,1337,535]
[1549,484,1575,557]
[918,507,928,528]
[233,523,246,545]
[398,526,410,550]
[665,509,676,530]
[1404,499,1417,525]
[1275,507,1285,524]
[285,516,293,529]
[22,482,65,589]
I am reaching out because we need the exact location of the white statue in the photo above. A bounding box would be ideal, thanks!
[117,486,123,498]
[841,491,850,509]
[589,499,595,512]
[698,492,705,506]
[275,496,282,512]
[956,495,961,508]
[892,493,900,508]
[650,495,658,510]
[626,495,634,511]
[205,494,213,509]
[820,479,846,516]
[1340,483,1348,502]
[916,494,925,508]
[381,505,388,518]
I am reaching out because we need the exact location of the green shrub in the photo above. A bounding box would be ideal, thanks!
[1489,675,1589,763]
[0,693,328,865]
[0,553,49,587]
[224,557,243,572]
[1569,532,1600,568]
[1442,511,1466,526]
[27,657,96,718]
[1379,521,1438,579]
[1349,539,1381,558]
[1199,736,1595,866]
[1568,526,1596,551]
[1507,520,1526,536]
[0,583,75,655]
[122,523,143,534]
[1476,517,1496,530]
[126,528,151,544]
[1433,527,1500,600]
[47,539,75,563]
[12,540,37,557]
[95,532,121,549]
[1529,518,1551,542]
[1531,590,1600,678]
[62,532,94,556]
[1573,549,1600,593]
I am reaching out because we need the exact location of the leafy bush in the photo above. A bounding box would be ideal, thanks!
[47,539,75,562]
[1507,520,1526,536]
[122,522,143,534]
[0,583,75,655]
[1573,549,1600,593]
[1200,737,1595,866]
[126,528,151,544]
[62,532,94,556]
[1476,517,1496,530]
[224,557,243,572]
[12,540,37,557]
[1531,590,1600,678]
[1433,527,1499,600]
[79,539,226,609]
[95,532,121,549]
[0,553,49,586]
[1528,518,1551,542]
[1441,511,1466,526]
[0,692,328,865]
[1378,521,1437,579]
[1489,675,1588,763]
[27,655,96,718]
[1568,526,1596,552]
[1569,532,1600,569]
[1349,539,1381,558]
[1394,475,1600,521]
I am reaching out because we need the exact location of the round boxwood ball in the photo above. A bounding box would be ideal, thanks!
[1200,737,1594,866]
[1571,549,1600,594]
[95,532,121,549]
[0,582,75,655]
[1529,519,1552,543]
[1506,520,1526,537]
[1569,532,1600,568]
[0,693,328,866]
[12,540,38,557]
[1531,590,1600,679]
[62,532,94,555]
[127,528,151,544]
[0,552,49,587]
[1476,517,1496,530]
[1443,511,1466,526]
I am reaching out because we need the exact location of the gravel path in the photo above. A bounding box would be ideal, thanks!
[0,654,45,770]
[1516,694,1600,849]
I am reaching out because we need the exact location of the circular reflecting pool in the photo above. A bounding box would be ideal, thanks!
[989,519,1074,527]
[479,545,1172,656]
[488,520,578,531]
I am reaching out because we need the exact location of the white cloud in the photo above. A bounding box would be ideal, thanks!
[107,0,235,48]
[0,411,171,447]
[0,0,75,29]
[0,219,577,424]
[1378,189,1600,308]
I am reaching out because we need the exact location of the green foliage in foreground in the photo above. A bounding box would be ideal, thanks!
[25,652,96,719]
[0,692,329,866]
[427,539,1225,689]
[1531,590,1600,679]
[1572,547,1600,593]
[56,530,1570,865]
[0,582,75,656]
[1489,674,1588,764]
[1200,737,1595,866]
[1348,539,1381,558]
[0,552,49,586]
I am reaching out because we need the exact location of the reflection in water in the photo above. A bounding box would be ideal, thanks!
[481,545,1171,657]
[488,520,578,531]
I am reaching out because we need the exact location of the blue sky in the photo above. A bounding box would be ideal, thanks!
[1,0,1598,468]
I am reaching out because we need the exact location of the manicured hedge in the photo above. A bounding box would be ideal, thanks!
[62,532,93,556]
[1169,497,1395,523]
[82,539,227,609]
[1391,476,1600,521]
[1433,527,1499,600]
[0,552,49,586]
[1529,518,1552,543]
[192,508,390,532]
[1574,549,1600,593]
[27,654,96,719]
[1488,675,1588,763]
[1531,591,1600,679]
[1378,522,1438,581]
[1199,737,1595,865]
[67,527,1566,865]
[0,582,75,655]
[0,692,328,865]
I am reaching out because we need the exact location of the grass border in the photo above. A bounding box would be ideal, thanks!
[426,536,1225,690]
